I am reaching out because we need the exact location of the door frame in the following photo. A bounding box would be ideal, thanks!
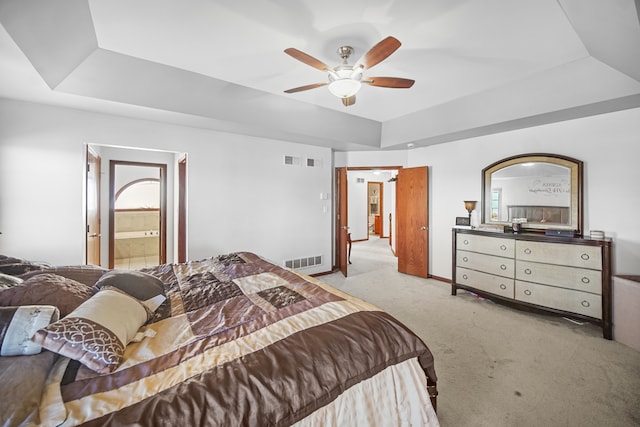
[334,166,402,276]
[177,154,187,263]
[85,146,101,265]
[335,167,348,276]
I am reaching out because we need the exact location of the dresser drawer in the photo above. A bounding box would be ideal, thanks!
[515,240,602,270]
[457,267,514,298]
[515,281,602,319]
[457,250,514,278]
[457,233,514,258]
[516,260,602,295]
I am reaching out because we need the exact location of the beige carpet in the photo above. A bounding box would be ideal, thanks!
[321,237,640,427]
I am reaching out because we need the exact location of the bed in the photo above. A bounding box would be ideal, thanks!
[0,252,438,426]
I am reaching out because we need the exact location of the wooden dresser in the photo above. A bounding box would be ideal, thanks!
[452,228,612,339]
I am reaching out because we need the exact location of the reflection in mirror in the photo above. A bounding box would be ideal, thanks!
[482,154,583,234]
[491,163,571,224]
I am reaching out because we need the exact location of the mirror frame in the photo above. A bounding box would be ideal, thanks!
[481,153,583,235]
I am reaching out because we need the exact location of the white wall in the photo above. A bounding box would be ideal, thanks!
[0,99,333,275]
[408,107,640,278]
[336,108,640,278]
[2,99,638,277]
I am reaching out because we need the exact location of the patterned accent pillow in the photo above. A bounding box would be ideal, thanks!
[0,305,59,356]
[32,288,152,374]
[0,274,94,317]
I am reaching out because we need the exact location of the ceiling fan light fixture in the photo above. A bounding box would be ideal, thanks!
[328,65,361,98]
[328,78,361,98]
[283,37,413,103]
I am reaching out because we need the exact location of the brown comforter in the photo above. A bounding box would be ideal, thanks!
[39,252,436,426]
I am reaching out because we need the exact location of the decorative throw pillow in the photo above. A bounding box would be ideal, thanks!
[32,287,152,374]
[94,270,165,301]
[0,305,59,356]
[0,272,23,290]
[0,273,94,317]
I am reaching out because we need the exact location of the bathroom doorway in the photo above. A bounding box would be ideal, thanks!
[109,161,167,269]
[367,181,383,236]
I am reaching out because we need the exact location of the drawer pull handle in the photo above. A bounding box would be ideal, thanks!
[581,300,590,308]
[524,268,532,275]
[463,239,469,245]
[524,248,532,255]
[462,274,468,280]
[581,253,590,261]
[581,277,590,284]
[524,289,532,296]
[500,244,507,251]
[462,256,469,262]
[500,284,507,290]
[500,264,507,270]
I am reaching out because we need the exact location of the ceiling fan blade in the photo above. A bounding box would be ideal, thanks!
[284,48,331,71]
[341,95,356,107]
[284,82,328,93]
[354,36,402,70]
[364,77,415,88]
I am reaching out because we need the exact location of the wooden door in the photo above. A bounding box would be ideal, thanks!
[335,167,349,276]
[396,166,429,278]
[86,147,101,266]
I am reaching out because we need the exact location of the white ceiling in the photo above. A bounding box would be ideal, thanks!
[0,0,639,151]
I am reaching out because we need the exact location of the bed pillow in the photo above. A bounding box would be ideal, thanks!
[19,265,107,286]
[32,287,152,374]
[0,273,94,317]
[0,272,23,290]
[0,255,52,276]
[94,270,165,301]
[0,305,59,356]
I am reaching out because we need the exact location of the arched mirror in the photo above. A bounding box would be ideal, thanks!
[482,153,583,234]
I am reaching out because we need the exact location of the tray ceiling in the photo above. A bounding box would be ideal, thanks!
[1,0,639,151]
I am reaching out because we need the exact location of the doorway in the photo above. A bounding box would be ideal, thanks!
[367,181,383,236]
[335,166,400,277]
[85,145,186,268]
[109,161,167,269]
[334,165,429,278]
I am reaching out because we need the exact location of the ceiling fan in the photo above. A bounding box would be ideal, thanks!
[283,36,414,107]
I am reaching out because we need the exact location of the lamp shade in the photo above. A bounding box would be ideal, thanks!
[464,200,477,213]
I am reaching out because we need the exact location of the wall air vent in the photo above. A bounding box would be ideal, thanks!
[306,158,322,167]
[284,155,301,166]
[357,178,365,183]
[284,255,322,269]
